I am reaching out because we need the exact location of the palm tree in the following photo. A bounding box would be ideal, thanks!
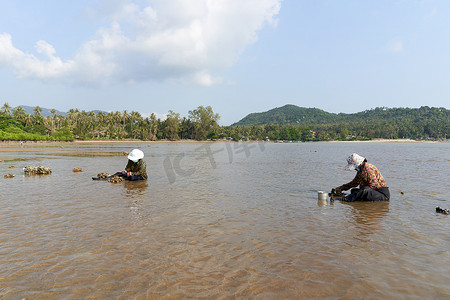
[130,111,143,124]
[24,114,33,127]
[78,110,89,138]
[149,113,158,141]
[48,108,58,130]
[122,110,129,130]
[13,106,26,121]
[33,106,42,117]
[33,106,43,124]
[2,102,11,116]
[105,112,115,138]
[55,114,65,129]
[94,111,106,138]
[130,111,143,138]
[43,116,54,136]
[67,108,80,130]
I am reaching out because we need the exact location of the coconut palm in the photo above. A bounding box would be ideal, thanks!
[24,114,33,127]
[33,106,42,117]
[122,110,129,130]
[42,116,55,136]
[55,114,65,129]
[13,106,26,121]
[32,106,43,124]
[149,113,159,141]
[129,111,143,138]
[1,102,11,116]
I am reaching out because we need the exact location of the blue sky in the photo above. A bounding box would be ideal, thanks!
[0,0,449,125]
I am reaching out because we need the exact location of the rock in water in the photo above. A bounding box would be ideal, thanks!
[108,176,125,183]
[97,172,110,178]
[24,166,52,175]
[73,168,83,172]
[4,173,15,178]
[436,206,449,215]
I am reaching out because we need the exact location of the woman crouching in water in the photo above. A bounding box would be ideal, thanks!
[333,153,389,202]
[113,149,147,181]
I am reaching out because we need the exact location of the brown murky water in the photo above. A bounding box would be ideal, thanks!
[1,142,449,299]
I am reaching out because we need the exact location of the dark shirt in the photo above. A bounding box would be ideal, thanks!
[125,159,148,179]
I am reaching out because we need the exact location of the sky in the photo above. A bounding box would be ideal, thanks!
[0,0,449,125]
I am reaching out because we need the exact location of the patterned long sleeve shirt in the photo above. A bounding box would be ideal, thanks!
[125,159,148,179]
[339,162,387,191]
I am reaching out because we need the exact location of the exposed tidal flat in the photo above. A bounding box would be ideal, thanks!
[1,141,449,299]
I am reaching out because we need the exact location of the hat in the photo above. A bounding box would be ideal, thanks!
[128,149,144,162]
[345,153,365,170]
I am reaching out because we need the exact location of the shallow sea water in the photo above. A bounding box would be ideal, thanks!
[1,141,449,299]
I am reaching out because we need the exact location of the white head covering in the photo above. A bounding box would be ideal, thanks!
[345,153,365,171]
[128,149,144,162]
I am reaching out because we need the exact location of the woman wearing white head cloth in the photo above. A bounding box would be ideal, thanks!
[333,153,389,202]
[113,149,147,181]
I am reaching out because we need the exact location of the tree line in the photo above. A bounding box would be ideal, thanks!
[0,103,221,141]
[0,102,448,142]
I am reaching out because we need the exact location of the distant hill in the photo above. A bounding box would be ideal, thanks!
[232,104,339,126]
[13,106,107,117]
[14,106,67,117]
[232,104,450,129]
[90,110,106,114]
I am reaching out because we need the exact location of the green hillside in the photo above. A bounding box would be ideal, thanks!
[232,104,339,126]
[234,105,448,127]
[228,105,448,141]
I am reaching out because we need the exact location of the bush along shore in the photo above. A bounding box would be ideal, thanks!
[0,104,448,142]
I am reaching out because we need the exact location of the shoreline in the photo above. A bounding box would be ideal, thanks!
[324,138,444,143]
[0,138,446,163]
[0,138,447,148]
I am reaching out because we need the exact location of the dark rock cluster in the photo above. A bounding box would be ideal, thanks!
[436,207,449,215]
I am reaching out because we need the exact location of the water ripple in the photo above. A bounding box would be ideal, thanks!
[0,142,449,298]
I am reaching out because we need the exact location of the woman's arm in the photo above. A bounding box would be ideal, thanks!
[338,172,361,191]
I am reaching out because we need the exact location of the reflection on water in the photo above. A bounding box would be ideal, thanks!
[0,142,449,299]
[123,180,149,197]
[342,201,390,240]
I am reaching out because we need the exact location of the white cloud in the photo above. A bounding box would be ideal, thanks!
[0,33,74,80]
[0,0,281,86]
[35,40,56,57]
